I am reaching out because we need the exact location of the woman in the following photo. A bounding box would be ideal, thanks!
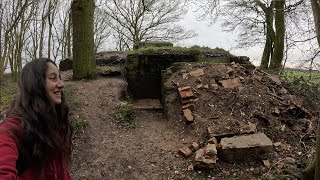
[0,58,72,180]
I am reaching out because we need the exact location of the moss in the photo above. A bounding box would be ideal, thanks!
[125,56,140,70]
[128,46,201,55]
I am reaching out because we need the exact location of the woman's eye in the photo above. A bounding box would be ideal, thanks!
[48,76,57,80]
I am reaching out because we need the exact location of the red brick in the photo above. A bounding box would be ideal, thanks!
[179,146,193,157]
[189,142,200,152]
[179,89,194,99]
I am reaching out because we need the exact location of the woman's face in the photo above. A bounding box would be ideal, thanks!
[46,62,64,105]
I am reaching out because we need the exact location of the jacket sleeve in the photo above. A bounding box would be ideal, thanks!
[0,119,19,180]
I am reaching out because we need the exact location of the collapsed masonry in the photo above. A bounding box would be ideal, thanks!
[162,62,315,169]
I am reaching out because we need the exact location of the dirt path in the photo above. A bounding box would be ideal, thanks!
[67,76,198,180]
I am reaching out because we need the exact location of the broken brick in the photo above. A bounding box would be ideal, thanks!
[194,148,217,169]
[262,160,271,169]
[189,142,200,152]
[179,89,194,99]
[183,109,194,122]
[187,164,194,171]
[240,122,257,134]
[179,146,193,157]
[205,144,217,156]
[189,69,204,77]
[220,78,241,89]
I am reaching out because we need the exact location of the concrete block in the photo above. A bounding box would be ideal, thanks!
[220,133,273,161]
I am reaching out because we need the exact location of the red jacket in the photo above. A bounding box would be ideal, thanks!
[0,117,71,180]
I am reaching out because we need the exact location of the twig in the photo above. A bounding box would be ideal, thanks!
[267,92,284,101]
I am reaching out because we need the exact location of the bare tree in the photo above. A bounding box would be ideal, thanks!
[195,0,312,74]
[102,0,196,50]
[0,0,33,79]
[94,6,112,52]
[269,0,285,73]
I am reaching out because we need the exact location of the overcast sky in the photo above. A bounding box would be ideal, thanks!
[175,9,315,68]
[176,10,264,66]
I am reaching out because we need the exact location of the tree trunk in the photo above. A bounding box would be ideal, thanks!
[260,5,275,70]
[71,0,96,80]
[39,0,49,58]
[302,1,320,179]
[302,119,320,180]
[269,0,285,74]
[311,0,320,46]
[316,117,320,179]
[67,10,72,58]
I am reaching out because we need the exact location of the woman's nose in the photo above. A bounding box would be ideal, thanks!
[57,79,64,88]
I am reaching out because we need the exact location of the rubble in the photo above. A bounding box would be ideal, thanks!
[194,145,217,169]
[163,62,316,172]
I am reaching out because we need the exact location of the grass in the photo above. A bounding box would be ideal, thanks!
[281,69,320,84]
[71,114,87,134]
[64,84,87,135]
[112,101,135,128]
[281,69,320,115]
[128,46,231,55]
[0,74,18,116]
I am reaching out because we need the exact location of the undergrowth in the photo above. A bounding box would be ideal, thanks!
[282,71,320,115]
[64,83,87,136]
[0,74,18,117]
[112,101,135,128]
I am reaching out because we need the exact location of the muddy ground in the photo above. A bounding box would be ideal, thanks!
[63,63,316,180]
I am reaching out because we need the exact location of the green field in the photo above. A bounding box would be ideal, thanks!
[282,69,320,83]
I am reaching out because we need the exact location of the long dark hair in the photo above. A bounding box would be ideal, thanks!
[7,58,72,177]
